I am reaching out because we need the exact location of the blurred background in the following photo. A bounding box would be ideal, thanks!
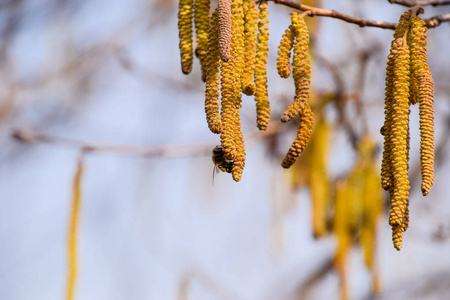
[1,0,450,299]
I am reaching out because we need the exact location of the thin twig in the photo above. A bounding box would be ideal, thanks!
[11,128,213,157]
[256,0,450,29]
[10,123,285,158]
[389,0,450,7]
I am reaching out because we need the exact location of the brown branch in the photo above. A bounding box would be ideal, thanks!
[389,0,450,7]
[258,0,450,29]
[10,123,285,158]
[11,128,214,158]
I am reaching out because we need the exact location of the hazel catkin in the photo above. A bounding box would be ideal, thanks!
[241,0,258,96]
[205,10,222,134]
[178,0,195,74]
[281,101,314,168]
[409,16,435,196]
[254,1,270,130]
[218,0,232,62]
[387,38,410,244]
[281,13,311,123]
[277,25,295,79]
[194,0,211,81]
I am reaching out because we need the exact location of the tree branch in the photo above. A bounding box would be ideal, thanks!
[389,0,450,7]
[11,128,214,158]
[258,0,450,29]
[10,123,285,158]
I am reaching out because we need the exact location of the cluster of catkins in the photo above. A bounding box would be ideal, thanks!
[381,10,434,250]
[277,12,314,169]
[178,0,314,181]
[334,136,383,299]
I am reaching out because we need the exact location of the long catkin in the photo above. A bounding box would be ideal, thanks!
[205,10,222,134]
[194,0,211,81]
[178,0,195,74]
[254,1,270,130]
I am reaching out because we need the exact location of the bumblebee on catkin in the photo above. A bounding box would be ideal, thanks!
[178,0,195,74]
[205,10,222,134]
[281,13,311,123]
[409,16,434,196]
[254,1,270,130]
[194,0,211,81]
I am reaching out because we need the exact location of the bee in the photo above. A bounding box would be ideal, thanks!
[212,145,233,182]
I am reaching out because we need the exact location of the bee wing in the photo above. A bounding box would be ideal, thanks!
[212,164,218,185]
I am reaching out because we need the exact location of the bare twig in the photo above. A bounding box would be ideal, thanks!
[11,123,286,159]
[257,0,450,29]
[389,0,450,7]
[11,128,214,158]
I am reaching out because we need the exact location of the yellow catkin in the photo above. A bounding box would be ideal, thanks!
[381,46,395,191]
[254,1,270,130]
[218,0,232,62]
[277,25,295,78]
[241,0,258,96]
[178,0,195,74]
[333,178,351,300]
[281,13,311,123]
[388,38,410,250]
[230,0,246,182]
[381,10,411,191]
[67,155,84,300]
[205,10,222,134]
[359,137,383,270]
[409,16,435,196]
[308,118,331,238]
[281,101,314,168]
[194,0,210,81]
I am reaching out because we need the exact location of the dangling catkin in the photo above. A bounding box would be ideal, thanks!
[205,9,222,134]
[281,13,311,123]
[241,0,258,96]
[254,1,270,130]
[178,0,195,74]
[194,0,211,81]
[388,38,411,250]
[218,0,232,62]
[67,154,84,300]
[409,16,434,196]
[308,118,331,238]
[277,25,295,78]
[230,0,246,182]
[281,101,314,168]
[381,11,412,191]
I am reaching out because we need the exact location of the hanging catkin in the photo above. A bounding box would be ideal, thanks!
[277,25,295,79]
[178,0,195,74]
[381,11,411,191]
[230,0,246,182]
[218,0,232,62]
[241,0,258,96]
[67,154,84,300]
[254,1,270,130]
[281,101,314,168]
[194,0,211,81]
[409,16,434,196]
[281,13,311,123]
[388,38,411,250]
[205,9,222,134]
[308,118,331,238]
